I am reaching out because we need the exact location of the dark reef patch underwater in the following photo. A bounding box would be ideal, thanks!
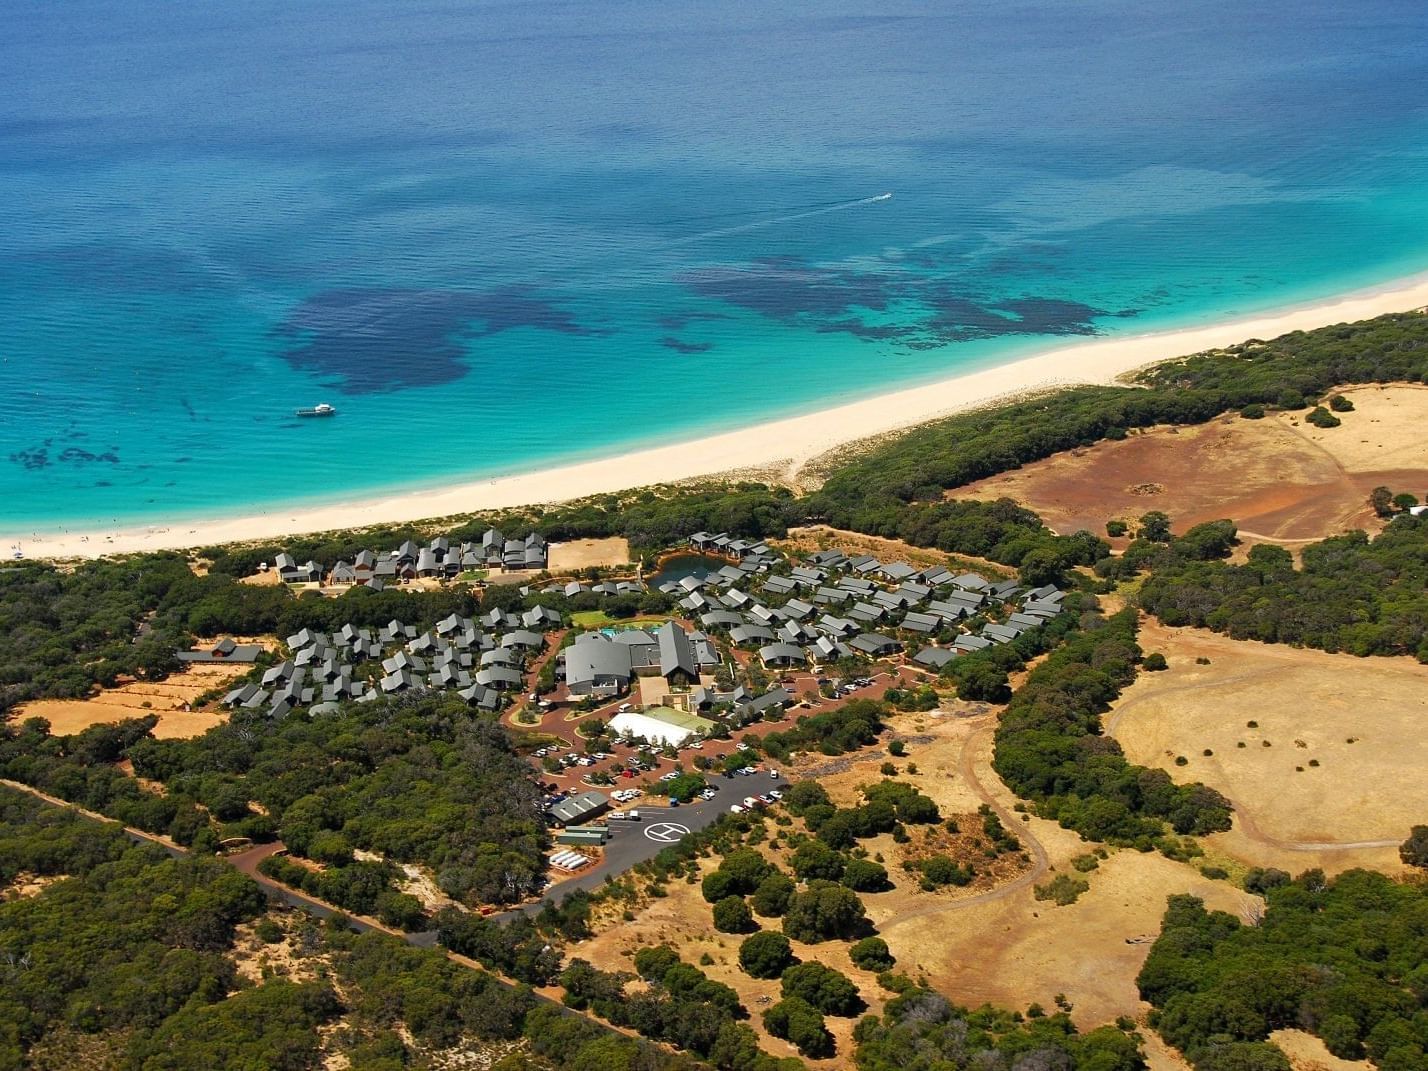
[273,286,596,393]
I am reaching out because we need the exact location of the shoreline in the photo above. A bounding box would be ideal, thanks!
[11,269,1428,562]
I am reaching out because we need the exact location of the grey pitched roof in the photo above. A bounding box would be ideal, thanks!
[564,636,634,687]
[759,643,807,665]
[729,624,776,646]
[657,620,699,679]
[849,632,900,655]
[900,612,941,633]
[914,646,957,669]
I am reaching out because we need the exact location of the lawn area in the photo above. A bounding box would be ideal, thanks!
[570,611,673,630]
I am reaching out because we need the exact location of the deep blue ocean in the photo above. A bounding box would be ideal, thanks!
[4,0,1428,530]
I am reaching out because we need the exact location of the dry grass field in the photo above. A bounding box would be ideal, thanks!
[955,383,1428,547]
[13,660,258,739]
[1109,619,1425,871]
[581,701,1248,1042]
[860,709,1251,1029]
[548,537,631,572]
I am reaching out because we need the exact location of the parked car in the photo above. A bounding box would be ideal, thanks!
[729,804,745,814]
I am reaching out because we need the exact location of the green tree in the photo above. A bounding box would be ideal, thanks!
[751,872,795,917]
[1139,511,1172,542]
[713,896,756,934]
[1399,825,1428,868]
[849,936,895,972]
[738,931,795,979]
[782,881,868,943]
[762,996,833,1059]
[780,961,863,1016]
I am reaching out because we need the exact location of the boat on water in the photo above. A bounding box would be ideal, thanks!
[294,402,337,418]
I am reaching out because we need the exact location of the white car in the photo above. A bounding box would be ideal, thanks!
[729,804,745,814]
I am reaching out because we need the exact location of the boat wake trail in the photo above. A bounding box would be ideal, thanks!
[668,192,893,246]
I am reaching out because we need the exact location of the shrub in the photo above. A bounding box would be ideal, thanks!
[919,854,974,888]
[739,931,795,979]
[888,740,906,757]
[1144,652,1168,671]
[849,936,895,972]
[782,881,868,943]
[712,896,755,934]
[780,961,863,1016]
[762,996,833,1059]
[751,872,795,917]
[1240,403,1266,419]
[841,858,890,892]
[1328,394,1354,412]
[1033,873,1089,906]
[1306,406,1341,429]
[1106,520,1129,537]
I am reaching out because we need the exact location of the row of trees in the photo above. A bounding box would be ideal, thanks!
[992,607,1234,845]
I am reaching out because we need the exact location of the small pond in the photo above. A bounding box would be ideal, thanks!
[649,553,729,586]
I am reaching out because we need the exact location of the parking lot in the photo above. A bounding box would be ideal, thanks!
[538,769,785,900]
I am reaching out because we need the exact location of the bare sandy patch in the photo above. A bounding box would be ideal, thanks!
[1109,620,1425,868]
[13,659,259,738]
[881,846,1254,1028]
[1270,1029,1374,1071]
[776,525,1010,577]
[1,872,64,903]
[548,537,631,572]
[953,398,1428,544]
[239,569,283,586]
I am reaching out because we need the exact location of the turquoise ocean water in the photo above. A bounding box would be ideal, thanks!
[4,0,1428,530]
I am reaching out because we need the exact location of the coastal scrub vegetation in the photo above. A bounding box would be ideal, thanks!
[0,785,715,1071]
[1138,869,1428,1070]
[1132,519,1428,660]
[1,693,550,910]
[852,987,1145,1071]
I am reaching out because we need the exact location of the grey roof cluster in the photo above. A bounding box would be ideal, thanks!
[687,532,778,567]
[562,621,717,693]
[222,613,560,719]
[279,529,549,588]
[914,586,1067,668]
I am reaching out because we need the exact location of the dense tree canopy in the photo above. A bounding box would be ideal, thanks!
[1138,870,1428,1070]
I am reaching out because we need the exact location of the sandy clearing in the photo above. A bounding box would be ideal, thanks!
[956,384,1428,548]
[1298,383,1428,474]
[881,847,1255,1028]
[1270,1030,1374,1071]
[11,660,257,738]
[1110,620,1427,864]
[548,537,632,572]
[775,525,1012,578]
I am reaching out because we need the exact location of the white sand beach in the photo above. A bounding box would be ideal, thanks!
[11,272,1428,561]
